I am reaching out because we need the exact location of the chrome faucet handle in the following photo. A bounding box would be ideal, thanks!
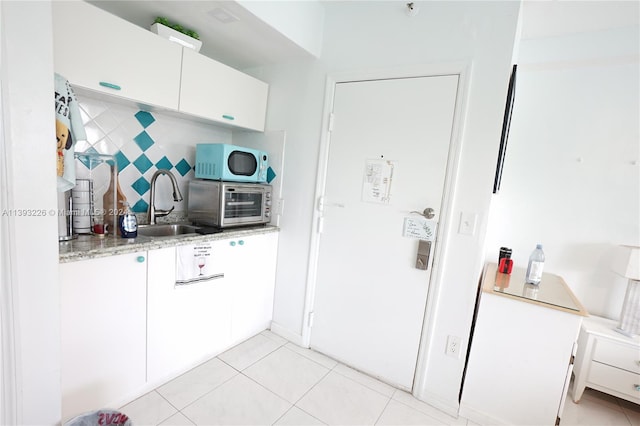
[154,206,175,218]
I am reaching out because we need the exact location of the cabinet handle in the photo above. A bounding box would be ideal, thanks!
[136,256,145,263]
[238,240,244,245]
[230,241,236,247]
[222,114,235,121]
[635,384,640,392]
[99,81,122,91]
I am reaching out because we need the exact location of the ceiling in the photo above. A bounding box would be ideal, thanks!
[88,1,639,70]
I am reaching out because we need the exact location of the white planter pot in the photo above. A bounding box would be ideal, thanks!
[150,23,202,52]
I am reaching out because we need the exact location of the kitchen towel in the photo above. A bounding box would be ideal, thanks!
[55,73,87,192]
[175,243,224,285]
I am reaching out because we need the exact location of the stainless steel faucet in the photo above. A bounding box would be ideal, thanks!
[148,169,183,224]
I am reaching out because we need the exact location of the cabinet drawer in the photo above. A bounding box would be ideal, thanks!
[590,361,640,401]
[593,339,640,373]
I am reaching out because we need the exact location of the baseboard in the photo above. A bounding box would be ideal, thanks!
[411,389,460,419]
[269,321,304,347]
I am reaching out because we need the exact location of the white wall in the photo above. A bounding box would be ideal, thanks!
[0,1,61,424]
[237,0,325,59]
[485,23,640,320]
[250,0,521,413]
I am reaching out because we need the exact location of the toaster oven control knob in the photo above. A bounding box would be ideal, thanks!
[265,212,271,218]
[265,200,272,206]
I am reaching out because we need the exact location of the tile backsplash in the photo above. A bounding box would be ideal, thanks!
[74,97,232,215]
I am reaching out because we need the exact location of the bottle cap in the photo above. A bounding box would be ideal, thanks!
[536,244,543,249]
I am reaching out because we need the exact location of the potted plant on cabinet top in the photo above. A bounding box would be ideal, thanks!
[150,17,202,52]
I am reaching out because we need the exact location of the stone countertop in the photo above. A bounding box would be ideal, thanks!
[59,225,279,263]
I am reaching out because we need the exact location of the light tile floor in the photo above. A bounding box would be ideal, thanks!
[120,330,640,425]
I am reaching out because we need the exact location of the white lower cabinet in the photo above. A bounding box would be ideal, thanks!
[60,251,148,421]
[225,232,279,343]
[146,245,233,384]
[460,264,586,426]
[61,232,279,418]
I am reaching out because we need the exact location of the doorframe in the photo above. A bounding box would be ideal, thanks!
[0,4,19,419]
[302,62,473,395]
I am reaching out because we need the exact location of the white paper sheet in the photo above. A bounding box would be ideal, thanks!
[362,159,395,204]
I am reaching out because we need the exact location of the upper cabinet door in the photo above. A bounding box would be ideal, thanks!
[52,1,182,110]
[180,48,269,131]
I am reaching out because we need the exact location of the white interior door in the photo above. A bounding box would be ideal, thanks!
[311,75,458,389]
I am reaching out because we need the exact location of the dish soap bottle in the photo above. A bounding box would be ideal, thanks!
[118,202,137,238]
[525,244,545,285]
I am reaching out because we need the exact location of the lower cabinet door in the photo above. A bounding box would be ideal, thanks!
[60,252,147,421]
[226,233,279,343]
[147,246,232,384]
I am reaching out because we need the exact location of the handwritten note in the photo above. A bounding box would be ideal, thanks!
[403,217,437,241]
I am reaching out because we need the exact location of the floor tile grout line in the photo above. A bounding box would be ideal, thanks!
[330,363,398,400]
[372,394,393,426]
[152,390,183,425]
[283,342,340,371]
[280,344,339,371]
[169,368,240,415]
[226,336,288,372]
[290,364,334,406]
[390,393,459,426]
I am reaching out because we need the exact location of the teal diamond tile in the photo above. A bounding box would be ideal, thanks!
[175,159,192,177]
[133,154,153,174]
[131,199,149,213]
[267,166,277,184]
[114,151,130,172]
[155,156,173,171]
[133,131,154,152]
[131,177,150,196]
[134,111,155,128]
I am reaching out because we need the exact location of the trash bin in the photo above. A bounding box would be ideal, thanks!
[64,409,132,426]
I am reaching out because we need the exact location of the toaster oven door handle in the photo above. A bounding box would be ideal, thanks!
[226,201,254,206]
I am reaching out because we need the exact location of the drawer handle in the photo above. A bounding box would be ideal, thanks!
[222,114,235,121]
[230,241,236,247]
[238,240,244,245]
[635,384,640,392]
[136,256,145,263]
[99,81,122,91]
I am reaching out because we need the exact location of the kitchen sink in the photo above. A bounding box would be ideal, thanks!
[137,223,199,237]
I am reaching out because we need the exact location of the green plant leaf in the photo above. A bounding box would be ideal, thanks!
[154,16,170,26]
[153,16,199,40]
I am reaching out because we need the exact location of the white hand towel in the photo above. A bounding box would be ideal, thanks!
[176,243,224,285]
[55,73,87,192]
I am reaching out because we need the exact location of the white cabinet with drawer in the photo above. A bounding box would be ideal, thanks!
[572,315,640,404]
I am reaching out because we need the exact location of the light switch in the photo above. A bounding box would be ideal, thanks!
[459,212,477,236]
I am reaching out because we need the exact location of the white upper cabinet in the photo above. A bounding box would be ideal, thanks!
[51,1,269,131]
[52,1,182,110]
[180,48,269,131]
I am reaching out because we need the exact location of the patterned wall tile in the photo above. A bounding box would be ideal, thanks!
[75,97,233,216]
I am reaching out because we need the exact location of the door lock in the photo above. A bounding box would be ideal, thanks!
[415,240,431,270]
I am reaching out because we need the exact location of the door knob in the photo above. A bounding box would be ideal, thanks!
[411,208,435,219]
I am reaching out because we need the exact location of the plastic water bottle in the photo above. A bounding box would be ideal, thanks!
[525,244,545,285]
